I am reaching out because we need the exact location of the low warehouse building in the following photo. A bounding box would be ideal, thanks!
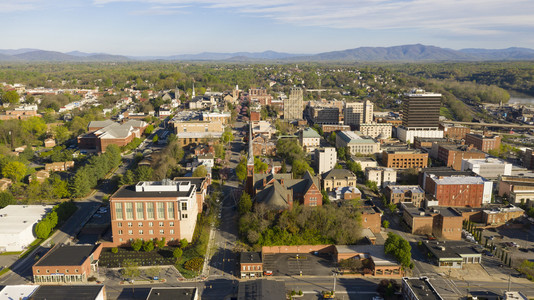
[0,205,53,252]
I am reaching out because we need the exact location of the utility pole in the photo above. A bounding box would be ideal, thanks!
[508,273,511,292]
[333,271,336,293]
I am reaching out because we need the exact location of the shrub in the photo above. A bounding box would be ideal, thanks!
[131,239,143,252]
[184,257,204,271]
[173,248,183,259]
[180,239,189,249]
[111,247,119,254]
[143,240,154,252]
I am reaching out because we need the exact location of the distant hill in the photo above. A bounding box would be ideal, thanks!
[1,45,534,62]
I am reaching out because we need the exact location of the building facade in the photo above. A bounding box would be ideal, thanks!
[365,167,397,188]
[344,100,373,127]
[424,175,492,207]
[437,145,486,171]
[283,87,303,121]
[382,150,428,169]
[439,123,470,140]
[397,89,443,143]
[358,123,392,139]
[465,133,501,152]
[322,169,358,192]
[314,147,337,175]
[336,131,380,155]
[299,128,321,152]
[385,185,425,207]
[461,158,512,179]
[110,180,199,246]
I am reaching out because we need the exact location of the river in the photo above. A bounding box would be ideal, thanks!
[508,91,534,105]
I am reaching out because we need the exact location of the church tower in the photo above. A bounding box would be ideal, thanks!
[245,121,255,195]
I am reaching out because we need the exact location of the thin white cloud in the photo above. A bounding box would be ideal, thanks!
[90,0,534,37]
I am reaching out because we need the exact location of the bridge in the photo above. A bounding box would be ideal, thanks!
[441,120,534,129]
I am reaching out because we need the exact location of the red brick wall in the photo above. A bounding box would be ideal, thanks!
[433,215,462,240]
[362,211,381,234]
[434,183,484,207]
[261,245,335,255]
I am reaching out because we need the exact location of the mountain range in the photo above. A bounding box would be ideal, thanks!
[1,44,534,62]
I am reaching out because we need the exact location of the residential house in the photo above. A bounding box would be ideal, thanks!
[322,169,357,192]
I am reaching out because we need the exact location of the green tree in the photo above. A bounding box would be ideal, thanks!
[70,169,91,198]
[135,165,154,181]
[221,127,234,144]
[111,247,119,254]
[0,192,15,208]
[254,157,268,173]
[53,126,70,144]
[192,165,208,177]
[238,192,253,215]
[131,239,143,252]
[143,240,154,252]
[291,159,314,177]
[35,220,52,239]
[384,232,412,268]
[2,161,27,182]
[152,134,159,143]
[156,237,166,248]
[144,124,155,135]
[235,158,247,182]
[337,147,346,160]
[121,259,140,279]
[179,239,189,249]
[334,163,343,169]
[1,90,20,104]
[382,220,390,229]
[173,247,183,259]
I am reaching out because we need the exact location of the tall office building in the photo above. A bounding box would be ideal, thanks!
[284,87,304,121]
[397,89,444,143]
[344,99,373,127]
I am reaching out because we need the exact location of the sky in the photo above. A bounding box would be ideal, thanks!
[1,0,533,56]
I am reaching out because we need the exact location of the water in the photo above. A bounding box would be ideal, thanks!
[508,91,534,105]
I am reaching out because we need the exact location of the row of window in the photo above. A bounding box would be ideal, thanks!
[117,221,174,227]
[115,202,186,220]
[242,265,262,271]
[119,237,176,242]
[36,269,79,273]
[118,229,175,235]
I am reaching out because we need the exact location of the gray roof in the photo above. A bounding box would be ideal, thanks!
[238,279,286,300]
[335,245,399,266]
[146,288,197,300]
[123,119,147,128]
[35,244,99,267]
[403,277,444,300]
[240,252,262,264]
[301,127,321,138]
[322,168,356,180]
[255,180,291,210]
[30,285,105,300]
[424,240,480,260]
[88,120,115,128]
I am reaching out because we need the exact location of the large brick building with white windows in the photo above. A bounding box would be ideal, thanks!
[109,180,199,246]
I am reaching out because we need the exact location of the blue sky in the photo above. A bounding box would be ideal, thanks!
[1,0,533,56]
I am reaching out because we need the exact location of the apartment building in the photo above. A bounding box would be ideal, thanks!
[314,147,337,175]
[465,133,501,152]
[344,100,373,127]
[365,167,397,188]
[382,150,428,169]
[110,180,199,246]
[358,123,392,139]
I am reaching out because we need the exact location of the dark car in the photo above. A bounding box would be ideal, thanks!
[483,250,494,256]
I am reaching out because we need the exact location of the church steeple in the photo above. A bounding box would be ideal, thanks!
[192,82,196,98]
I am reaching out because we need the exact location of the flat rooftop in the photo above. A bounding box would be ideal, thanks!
[424,240,480,260]
[146,288,197,300]
[240,252,262,264]
[0,205,53,235]
[29,285,104,300]
[430,175,486,185]
[35,244,99,266]
[0,285,39,299]
[112,184,195,199]
[388,185,424,194]
[335,245,399,266]
[403,277,444,300]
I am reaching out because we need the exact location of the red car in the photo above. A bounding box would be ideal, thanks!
[263,270,273,276]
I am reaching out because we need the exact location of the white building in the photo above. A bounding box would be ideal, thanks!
[359,123,392,139]
[314,147,337,175]
[197,154,215,168]
[299,128,321,152]
[365,167,397,188]
[0,285,39,299]
[397,126,444,144]
[0,205,53,252]
[461,158,512,180]
[336,131,380,155]
[350,156,378,169]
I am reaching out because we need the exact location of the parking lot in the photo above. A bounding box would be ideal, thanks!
[262,253,336,277]
[480,226,534,267]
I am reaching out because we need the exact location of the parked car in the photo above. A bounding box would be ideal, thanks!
[263,270,273,276]
[483,250,494,256]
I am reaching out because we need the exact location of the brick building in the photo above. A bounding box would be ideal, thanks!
[483,205,524,225]
[432,208,463,240]
[248,88,272,106]
[498,176,534,206]
[321,124,351,133]
[439,123,470,140]
[240,252,263,278]
[361,204,382,234]
[465,133,501,152]
[358,123,392,139]
[424,175,492,207]
[402,203,435,235]
[109,180,199,246]
[251,134,276,157]
[385,185,425,207]
[437,144,486,170]
[381,150,428,169]
[33,244,103,284]
[78,120,147,153]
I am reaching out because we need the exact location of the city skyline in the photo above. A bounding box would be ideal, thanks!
[1,0,533,56]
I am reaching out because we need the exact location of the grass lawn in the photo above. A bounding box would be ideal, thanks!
[0,251,22,256]
[0,267,10,277]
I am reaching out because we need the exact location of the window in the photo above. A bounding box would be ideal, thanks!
[170,229,174,234]
[136,202,144,220]
[117,222,122,227]
[146,202,154,219]
[167,202,175,219]
[56,269,59,273]
[119,238,123,242]
[139,230,144,235]
[75,269,78,272]
[125,202,133,220]
[37,270,40,273]
[128,230,133,235]
[159,222,164,227]
[149,230,154,234]
[160,229,164,234]
[169,222,174,227]
[66,270,69,273]
[157,202,165,219]
[118,230,123,235]
[46,270,49,273]
[115,203,123,220]
[138,222,143,227]
[181,202,187,211]
[128,222,132,227]
[182,214,188,219]
[149,222,153,227]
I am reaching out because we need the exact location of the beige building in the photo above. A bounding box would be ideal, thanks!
[284,87,303,121]
[336,131,380,155]
[314,147,337,175]
[172,120,224,147]
[344,100,373,127]
[365,167,397,188]
[350,156,378,169]
[359,123,392,139]
[382,150,428,169]
[299,128,321,152]
[322,169,358,192]
[202,111,231,125]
